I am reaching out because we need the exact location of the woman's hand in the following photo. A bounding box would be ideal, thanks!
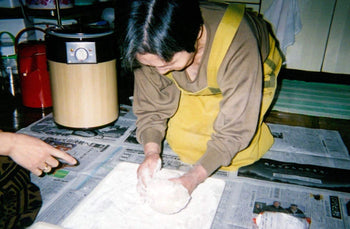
[137,153,161,185]
[137,142,162,195]
[170,164,208,195]
[0,132,77,176]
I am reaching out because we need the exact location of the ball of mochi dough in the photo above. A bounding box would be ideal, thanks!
[146,177,191,214]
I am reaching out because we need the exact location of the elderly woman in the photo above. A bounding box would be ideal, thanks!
[119,0,283,194]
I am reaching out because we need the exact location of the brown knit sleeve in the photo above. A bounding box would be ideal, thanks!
[133,67,180,147]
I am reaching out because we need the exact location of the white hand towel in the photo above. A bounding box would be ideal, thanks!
[264,0,302,55]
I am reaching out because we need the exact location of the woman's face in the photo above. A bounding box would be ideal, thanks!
[136,51,195,75]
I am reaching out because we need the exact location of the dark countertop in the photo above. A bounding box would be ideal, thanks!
[0,94,52,132]
[0,67,133,133]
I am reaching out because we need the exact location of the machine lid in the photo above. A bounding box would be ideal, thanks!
[46,24,114,39]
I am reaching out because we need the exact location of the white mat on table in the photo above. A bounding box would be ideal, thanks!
[62,162,225,229]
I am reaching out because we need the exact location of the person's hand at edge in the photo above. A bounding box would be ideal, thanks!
[0,131,77,176]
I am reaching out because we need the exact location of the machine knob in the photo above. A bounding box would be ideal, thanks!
[75,48,89,61]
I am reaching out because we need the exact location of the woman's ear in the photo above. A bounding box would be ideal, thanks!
[197,25,204,39]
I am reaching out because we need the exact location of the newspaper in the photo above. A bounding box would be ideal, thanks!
[213,177,350,229]
[265,124,350,169]
[18,114,135,145]
[21,105,350,228]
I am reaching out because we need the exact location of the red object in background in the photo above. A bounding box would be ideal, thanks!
[16,28,52,108]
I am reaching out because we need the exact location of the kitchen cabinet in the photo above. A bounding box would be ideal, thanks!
[322,0,350,74]
[0,1,116,71]
[0,1,115,23]
[261,0,350,75]
[209,0,262,12]
[209,0,350,74]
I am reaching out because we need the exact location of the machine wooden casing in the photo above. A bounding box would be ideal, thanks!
[46,25,118,129]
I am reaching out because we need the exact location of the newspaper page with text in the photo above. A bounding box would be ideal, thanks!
[20,105,350,228]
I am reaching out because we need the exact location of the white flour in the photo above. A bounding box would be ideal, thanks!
[62,162,225,229]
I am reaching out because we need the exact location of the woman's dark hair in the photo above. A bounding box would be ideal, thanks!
[119,0,203,70]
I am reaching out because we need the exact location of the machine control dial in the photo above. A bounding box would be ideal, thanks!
[66,42,97,64]
[75,48,89,61]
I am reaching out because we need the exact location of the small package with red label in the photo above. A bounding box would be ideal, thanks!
[254,212,311,229]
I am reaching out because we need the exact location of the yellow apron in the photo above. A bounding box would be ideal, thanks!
[166,4,283,171]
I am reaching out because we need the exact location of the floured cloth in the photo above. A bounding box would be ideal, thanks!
[62,162,225,229]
